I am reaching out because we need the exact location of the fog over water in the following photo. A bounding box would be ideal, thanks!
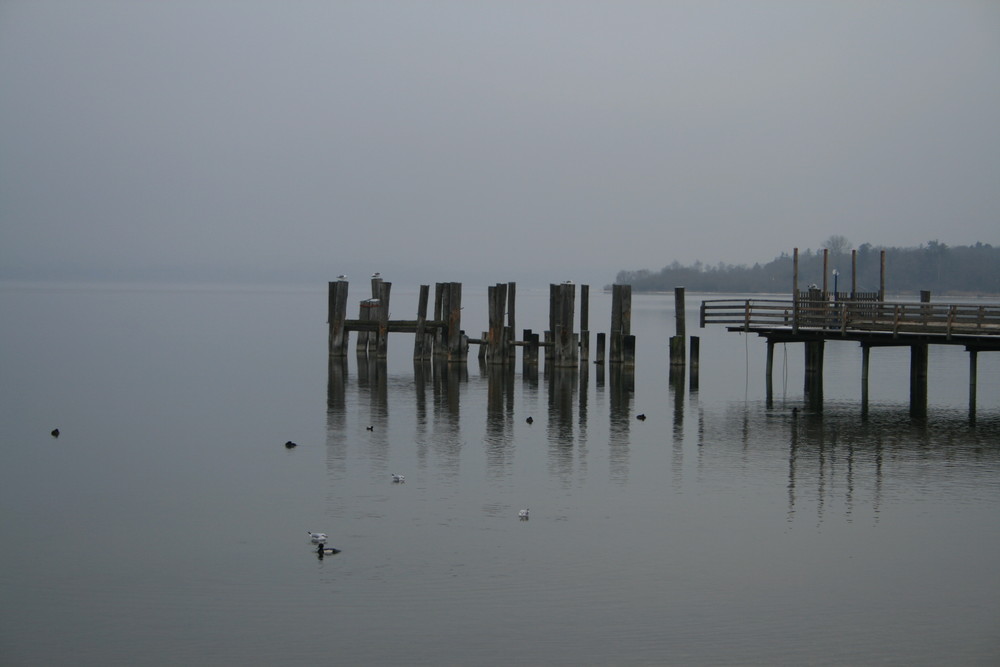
[1,1,999,287]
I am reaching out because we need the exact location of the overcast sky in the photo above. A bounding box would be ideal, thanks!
[1,1,998,287]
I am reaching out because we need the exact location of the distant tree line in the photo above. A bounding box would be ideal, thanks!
[614,240,1000,295]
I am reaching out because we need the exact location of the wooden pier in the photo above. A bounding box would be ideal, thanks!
[700,247,999,417]
[328,278,636,370]
[700,293,1000,416]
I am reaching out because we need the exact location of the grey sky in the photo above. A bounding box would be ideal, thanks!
[1,1,998,287]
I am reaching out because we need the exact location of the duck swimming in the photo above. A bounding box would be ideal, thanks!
[518,508,529,520]
[50,428,60,438]
[392,473,405,483]
[308,531,328,544]
[285,440,297,449]
[317,543,341,556]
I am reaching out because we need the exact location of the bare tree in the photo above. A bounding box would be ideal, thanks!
[823,235,851,256]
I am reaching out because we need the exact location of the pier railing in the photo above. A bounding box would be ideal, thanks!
[700,298,1000,338]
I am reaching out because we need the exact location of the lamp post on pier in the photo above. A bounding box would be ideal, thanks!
[832,269,840,301]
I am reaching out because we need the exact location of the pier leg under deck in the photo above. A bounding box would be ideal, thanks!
[969,349,978,421]
[909,343,928,418]
[804,340,824,408]
[765,339,775,406]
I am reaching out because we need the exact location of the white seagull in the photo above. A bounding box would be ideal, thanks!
[392,473,405,483]
[308,531,328,544]
[518,508,529,520]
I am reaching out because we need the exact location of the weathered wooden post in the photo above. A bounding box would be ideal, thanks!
[375,281,391,359]
[478,331,489,361]
[547,284,557,364]
[861,343,871,411]
[356,298,374,355]
[523,331,540,383]
[552,282,577,367]
[579,284,589,363]
[670,287,686,369]
[413,285,431,361]
[804,340,824,405]
[523,329,539,368]
[765,339,775,402]
[507,282,517,361]
[487,283,513,365]
[432,283,450,360]
[595,332,605,365]
[910,343,928,418]
[610,292,621,363]
[689,334,700,391]
[446,282,464,363]
[623,332,636,367]
[969,349,978,419]
[610,284,631,364]
[521,329,538,371]
[328,279,349,358]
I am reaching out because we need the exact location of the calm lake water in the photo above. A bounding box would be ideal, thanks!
[1,281,999,666]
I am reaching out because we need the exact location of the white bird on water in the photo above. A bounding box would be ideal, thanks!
[308,531,328,544]
[518,508,529,520]
[392,473,405,483]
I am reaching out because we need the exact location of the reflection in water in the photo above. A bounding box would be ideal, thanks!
[431,361,465,478]
[577,362,590,476]
[326,358,349,475]
[696,402,1000,525]
[608,364,634,484]
[670,368,685,487]
[359,356,390,471]
[326,352,999,527]
[547,366,577,482]
[484,360,514,473]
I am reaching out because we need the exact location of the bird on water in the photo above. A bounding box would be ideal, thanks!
[308,531,328,544]
[636,414,646,421]
[285,440,297,449]
[518,508,530,520]
[392,473,405,483]
[525,416,533,424]
[317,543,341,556]
[51,428,60,438]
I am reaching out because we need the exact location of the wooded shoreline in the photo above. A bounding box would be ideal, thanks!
[615,241,999,295]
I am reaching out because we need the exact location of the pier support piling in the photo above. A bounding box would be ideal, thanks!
[327,279,349,358]
[910,343,928,418]
[610,284,632,365]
